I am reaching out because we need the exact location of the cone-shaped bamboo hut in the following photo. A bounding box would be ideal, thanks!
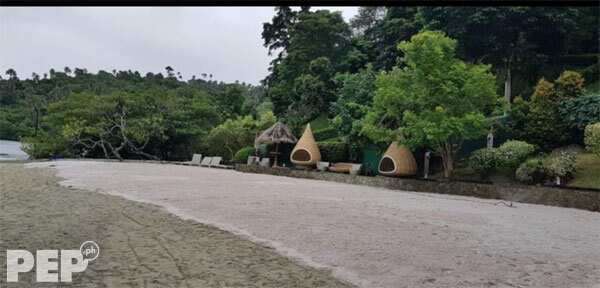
[378,142,417,176]
[290,124,321,166]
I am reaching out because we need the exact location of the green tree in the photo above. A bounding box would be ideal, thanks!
[331,64,377,154]
[204,111,276,160]
[504,71,586,150]
[350,7,421,71]
[264,9,352,118]
[418,7,588,99]
[362,31,498,178]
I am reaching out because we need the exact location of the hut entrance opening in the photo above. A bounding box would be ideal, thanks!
[291,149,311,162]
[379,157,395,172]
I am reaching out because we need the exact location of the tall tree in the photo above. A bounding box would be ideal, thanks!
[264,9,352,119]
[362,31,499,178]
[418,7,584,100]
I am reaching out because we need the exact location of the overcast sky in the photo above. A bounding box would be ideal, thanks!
[0,7,358,85]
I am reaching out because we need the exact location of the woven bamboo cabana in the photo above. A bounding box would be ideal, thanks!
[290,124,321,167]
[255,122,297,167]
[378,142,417,176]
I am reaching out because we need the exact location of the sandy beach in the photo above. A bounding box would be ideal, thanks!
[0,163,353,288]
[15,160,600,288]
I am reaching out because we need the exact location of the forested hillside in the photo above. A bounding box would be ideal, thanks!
[0,68,271,160]
[1,6,598,168]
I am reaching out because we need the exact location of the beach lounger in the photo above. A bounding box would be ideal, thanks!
[317,161,330,171]
[350,164,362,175]
[200,156,212,167]
[209,156,233,169]
[247,156,260,165]
[259,158,270,167]
[181,154,202,166]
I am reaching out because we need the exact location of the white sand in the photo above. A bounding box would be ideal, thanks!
[28,160,600,288]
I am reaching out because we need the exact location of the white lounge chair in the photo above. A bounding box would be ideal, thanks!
[209,156,222,167]
[247,156,260,165]
[200,157,212,167]
[209,156,233,169]
[317,161,330,171]
[350,164,362,175]
[259,158,270,168]
[181,154,202,166]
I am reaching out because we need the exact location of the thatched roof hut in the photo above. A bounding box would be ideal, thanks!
[254,122,297,147]
[290,124,321,167]
[378,142,417,176]
[255,122,297,167]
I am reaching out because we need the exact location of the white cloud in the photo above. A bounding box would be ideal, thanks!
[0,7,358,84]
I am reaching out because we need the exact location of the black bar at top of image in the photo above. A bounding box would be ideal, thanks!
[1,0,598,7]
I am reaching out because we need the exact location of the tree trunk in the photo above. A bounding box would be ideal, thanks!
[33,106,39,136]
[504,55,513,107]
[440,144,454,178]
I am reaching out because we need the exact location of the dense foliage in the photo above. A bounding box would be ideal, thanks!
[515,158,546,184]
[1,67,270,160]
[494,140,537,172]
[503,71,591,150]
[469,140,536,179]
[468,148,497,178]
[585,123,600,157]
[361,31,498,177]
[234,146,257,163]
[2,6,598,173]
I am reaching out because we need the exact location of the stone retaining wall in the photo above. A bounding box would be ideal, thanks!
[235,164,600,212]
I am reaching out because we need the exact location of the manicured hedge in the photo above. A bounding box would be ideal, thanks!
[318,140,348,162]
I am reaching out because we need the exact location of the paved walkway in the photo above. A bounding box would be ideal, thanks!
[29,160,600,288]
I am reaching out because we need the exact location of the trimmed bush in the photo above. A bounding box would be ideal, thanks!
[468,148,496,178]
[233,146,256,163]
[585,123,600,157]
[516,158,546,184]
[544,150,577,180]
[495,140,536,172]
[318,140,348,163]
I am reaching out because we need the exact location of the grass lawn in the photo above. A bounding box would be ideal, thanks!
[568,152,600,189]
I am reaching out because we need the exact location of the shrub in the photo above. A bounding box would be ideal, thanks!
[468,148,496,178]
[21,135,70,159]
[495,140,536,172]
[555,70,585,99]
[559,94,600,131]
[584,123,600,157]
[516,158,546,184]
[318,140,348,163]
[504,71,587,151]
[233,146,256,163]
[544,150,577,180]
[313,126,339,141]
[531,78,555,103]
